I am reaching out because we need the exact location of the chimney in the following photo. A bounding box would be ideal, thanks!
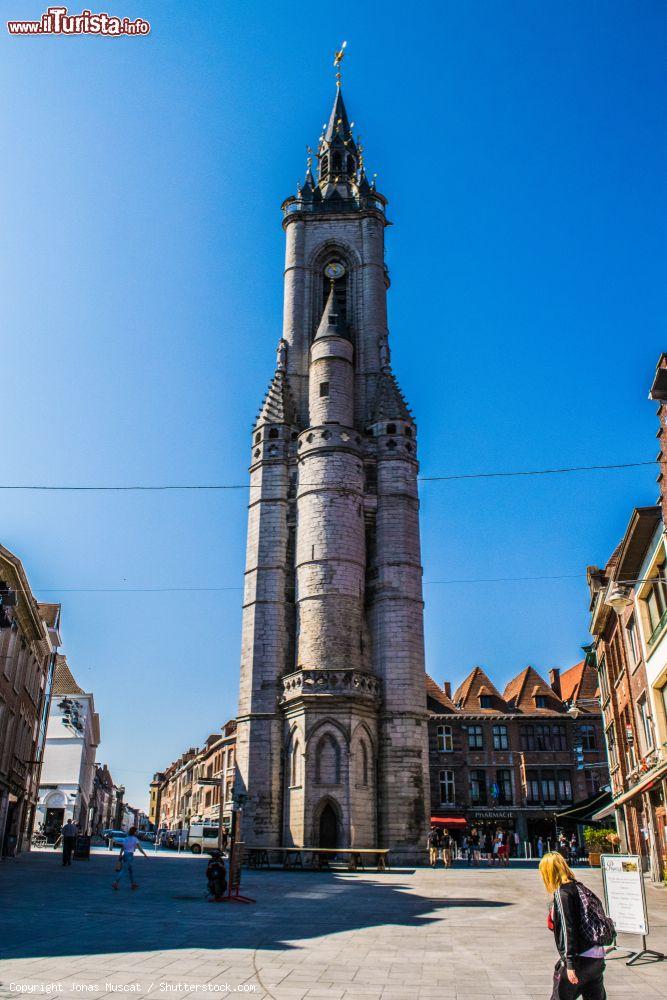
[549,668,562,698]
[442,681,451,699]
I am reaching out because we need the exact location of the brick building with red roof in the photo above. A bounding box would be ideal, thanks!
[427,660,607,852]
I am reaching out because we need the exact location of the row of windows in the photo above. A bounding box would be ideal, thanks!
[436,723,597,752]
[437,767,574,806]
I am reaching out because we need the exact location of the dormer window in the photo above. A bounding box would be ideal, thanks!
[536,695,549,709]
[480,695,493,709]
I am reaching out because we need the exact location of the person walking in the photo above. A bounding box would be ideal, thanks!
[61,819,77,867]
[539,852,610,999]
[441,828,453,869]
[470,828,481,866]
[428,825,441,867]
[112,826,148,891]
[537,836,545,858]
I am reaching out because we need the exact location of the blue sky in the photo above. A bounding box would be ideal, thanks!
[2,2,665,809]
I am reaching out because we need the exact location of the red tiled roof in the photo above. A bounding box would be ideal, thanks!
[452,666,510,714]
[425,675,457,713]
[560,659,599,709]
[503,665,565,715]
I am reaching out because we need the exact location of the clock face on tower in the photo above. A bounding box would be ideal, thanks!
[324,261,346,281]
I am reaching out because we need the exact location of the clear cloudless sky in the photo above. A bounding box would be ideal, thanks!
[1,2,665,809]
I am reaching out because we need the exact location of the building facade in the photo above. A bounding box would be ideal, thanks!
[37,657,100,840]
[235,76,430,860]
[89,763,116,835]
[427,662,607,852]
[0,544,61,856]
[154,721,237,836]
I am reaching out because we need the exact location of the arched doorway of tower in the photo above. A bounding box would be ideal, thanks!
[314,797,341,849]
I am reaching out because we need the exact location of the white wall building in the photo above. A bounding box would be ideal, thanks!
[37,657,100,838]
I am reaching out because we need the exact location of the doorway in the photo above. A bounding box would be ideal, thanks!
[45,808,64,843]
[318,803,339,849]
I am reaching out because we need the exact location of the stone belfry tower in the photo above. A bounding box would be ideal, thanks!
[235,57,430,861]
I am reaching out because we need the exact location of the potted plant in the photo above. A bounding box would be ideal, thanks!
[584,826,618,866]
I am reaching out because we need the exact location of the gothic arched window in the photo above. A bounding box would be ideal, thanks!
[332,151,342,175]
[347,154,355,176]
[315,733,341,784]
[321,154,329,178]
[360,740,368,786]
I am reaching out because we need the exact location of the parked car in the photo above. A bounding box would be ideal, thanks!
[137,830,155,843]
[101,829,127,848]
[187,823,220,854]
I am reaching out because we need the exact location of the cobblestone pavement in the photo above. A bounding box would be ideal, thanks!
[0,851,665,1000]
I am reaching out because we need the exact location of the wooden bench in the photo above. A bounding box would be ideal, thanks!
[244,846,390,872]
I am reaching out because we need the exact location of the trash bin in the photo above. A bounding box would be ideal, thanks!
[74,834,91,860]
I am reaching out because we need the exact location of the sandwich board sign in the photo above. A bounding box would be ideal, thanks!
[600,854,647,935]
[600,854,663,965]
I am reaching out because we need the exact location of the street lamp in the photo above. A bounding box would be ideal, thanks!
[605,584,633,612]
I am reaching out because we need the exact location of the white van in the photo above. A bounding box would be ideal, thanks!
[187,823,220,854]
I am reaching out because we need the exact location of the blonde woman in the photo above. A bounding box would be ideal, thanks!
[539,852,608,999]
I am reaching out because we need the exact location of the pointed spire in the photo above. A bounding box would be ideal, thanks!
[254,369,298,430]
[324,88,357,151]
[370,370,413,423]
[314,284,349,341]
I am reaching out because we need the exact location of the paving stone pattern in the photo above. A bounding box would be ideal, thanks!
[1,850,666,1000]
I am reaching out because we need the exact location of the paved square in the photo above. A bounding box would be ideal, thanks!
[0,850,665,1000]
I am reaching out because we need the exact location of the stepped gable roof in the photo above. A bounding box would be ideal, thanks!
[253,370,298,430]
[370,370,413,423]
[452,666,510,714]
[560,659,600,709]
[503,665,565,715]
[52,655,85,695]
[425,675,457,713]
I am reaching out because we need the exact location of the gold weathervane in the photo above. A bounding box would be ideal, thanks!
[333,40,347,88]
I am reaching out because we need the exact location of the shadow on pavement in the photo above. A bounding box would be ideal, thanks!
[0,850,512,962]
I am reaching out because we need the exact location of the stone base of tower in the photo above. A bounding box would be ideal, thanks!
[235,714,283,848]
[280,669,381,850]
[377,710,430,865]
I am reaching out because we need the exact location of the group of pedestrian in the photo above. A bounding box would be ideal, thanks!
[427,825,454,867]
[461,826,511,866]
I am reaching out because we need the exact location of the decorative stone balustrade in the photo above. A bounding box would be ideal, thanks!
[280,668,382,705]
